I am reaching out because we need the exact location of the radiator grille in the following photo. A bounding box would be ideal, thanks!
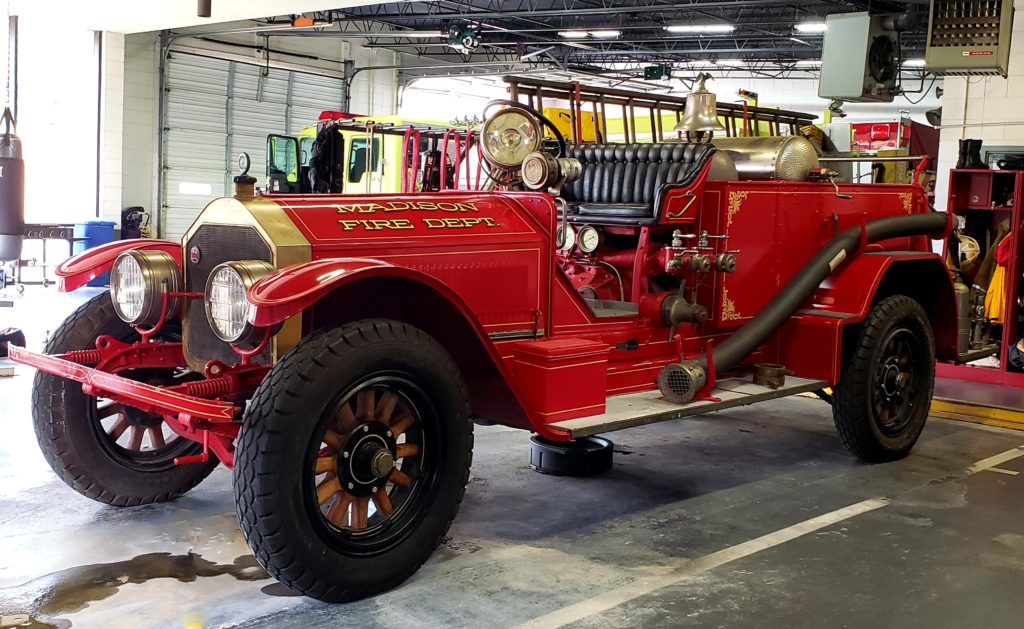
[930,0,1003,47]
[184,224,273,367]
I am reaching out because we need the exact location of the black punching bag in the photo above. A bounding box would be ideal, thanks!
[0,107,23,262]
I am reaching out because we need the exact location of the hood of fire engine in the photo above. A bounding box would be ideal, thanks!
[182,195,312,268]
[180,196,311,371]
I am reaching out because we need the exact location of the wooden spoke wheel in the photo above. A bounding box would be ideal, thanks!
[88,372,196,472]
[311,379,430,542]
[235,319,473,602]
[32,293,218,506]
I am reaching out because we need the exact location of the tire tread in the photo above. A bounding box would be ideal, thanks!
[234,319,473,602]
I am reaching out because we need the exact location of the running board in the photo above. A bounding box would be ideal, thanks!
[548,376,828,439]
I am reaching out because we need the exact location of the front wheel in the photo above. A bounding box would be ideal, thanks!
[32,293,218,506]
[832,295,935,462]
[234,319,473,602]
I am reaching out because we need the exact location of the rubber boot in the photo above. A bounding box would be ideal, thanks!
[956,138,969,169]
[966,139,987,169]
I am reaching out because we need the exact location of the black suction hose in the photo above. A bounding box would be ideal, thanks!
[702,211,949,375]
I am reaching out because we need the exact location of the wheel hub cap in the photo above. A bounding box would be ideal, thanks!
[881,363,902,397]
[369,449,395,478]
[338,422,397,495]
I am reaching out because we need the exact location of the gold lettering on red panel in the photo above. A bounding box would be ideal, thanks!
[336,201,479,214]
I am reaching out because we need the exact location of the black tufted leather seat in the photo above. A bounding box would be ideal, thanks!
[561,142,716,225]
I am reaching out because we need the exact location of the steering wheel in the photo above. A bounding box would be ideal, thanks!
[483,99,567,158]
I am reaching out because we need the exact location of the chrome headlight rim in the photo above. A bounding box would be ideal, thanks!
[204,259,274,344]
[480,107,542,169]
[109,250,181,326]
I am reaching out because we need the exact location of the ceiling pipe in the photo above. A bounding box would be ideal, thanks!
[197,0,211,18]
[345,0,809,21]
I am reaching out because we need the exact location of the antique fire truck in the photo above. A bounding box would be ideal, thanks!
[10,79,954,602]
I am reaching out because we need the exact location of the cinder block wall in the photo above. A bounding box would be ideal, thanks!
[935,0,1024,211]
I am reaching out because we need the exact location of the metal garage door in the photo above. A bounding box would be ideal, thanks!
[162,52,345,241]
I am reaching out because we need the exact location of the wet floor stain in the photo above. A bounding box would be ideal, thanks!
[0,614,70,629]
[0,552,269,624]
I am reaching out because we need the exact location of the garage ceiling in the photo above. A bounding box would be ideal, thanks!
[267,0,928,81]
[8,0,379,33]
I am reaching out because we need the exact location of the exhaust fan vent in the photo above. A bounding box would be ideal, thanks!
[926,0,1014,76]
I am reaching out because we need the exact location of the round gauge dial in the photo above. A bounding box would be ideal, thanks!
[577,226,602,253]
[556,224,576,251]
[237,152,251,175]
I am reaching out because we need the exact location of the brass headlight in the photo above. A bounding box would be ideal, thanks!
[204,260,274,343]
[109,250,181,326]
[480,108,542,168]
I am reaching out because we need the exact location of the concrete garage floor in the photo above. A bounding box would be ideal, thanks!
[2,287,1024,628]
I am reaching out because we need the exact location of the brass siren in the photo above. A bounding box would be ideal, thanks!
[675,73,726,140]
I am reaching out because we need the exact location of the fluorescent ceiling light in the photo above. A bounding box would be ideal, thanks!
[796,59,821,66]
[903,58,926,67]
[558,30,589,38]
[664,24,735,34]
[794,21,828,33]
[716,59,745,66]
[589,30,621,38]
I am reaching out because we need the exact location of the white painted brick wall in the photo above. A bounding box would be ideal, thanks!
[935,0,1024,211]
[120,32,160,220]
[99,32,125,223]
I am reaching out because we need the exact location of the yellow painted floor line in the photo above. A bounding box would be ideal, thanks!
[931,398,1024,432]
[984,467,1020,476]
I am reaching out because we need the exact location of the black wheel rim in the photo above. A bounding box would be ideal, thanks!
[305,374,438,557]
[87,327,198,471]
[872,326,921,437]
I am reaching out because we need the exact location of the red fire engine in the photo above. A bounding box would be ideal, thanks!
[9,78,954,602]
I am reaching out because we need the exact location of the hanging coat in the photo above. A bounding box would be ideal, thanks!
[984,233,1014,324]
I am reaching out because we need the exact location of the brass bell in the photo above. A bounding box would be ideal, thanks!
[675,73,726,136]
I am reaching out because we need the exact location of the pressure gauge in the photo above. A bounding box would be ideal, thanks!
[577,225,602,254]
[556,224,576,251]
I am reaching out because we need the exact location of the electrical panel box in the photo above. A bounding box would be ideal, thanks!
[926,0,1014,77]
[818,12,899,103]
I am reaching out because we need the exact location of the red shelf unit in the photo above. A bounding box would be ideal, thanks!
[937,168,1024,387]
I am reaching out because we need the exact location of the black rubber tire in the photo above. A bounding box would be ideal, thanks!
[234,319,473,602]
[832,295,935,462]
[32,293,218,506]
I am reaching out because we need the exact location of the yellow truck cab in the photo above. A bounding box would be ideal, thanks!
[266,113,456,195]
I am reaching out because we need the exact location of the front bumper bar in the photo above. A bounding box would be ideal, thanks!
[8,344,237,422]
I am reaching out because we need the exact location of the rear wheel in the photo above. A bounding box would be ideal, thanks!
[32,293,218,506]
[832,295,935,462]
[234,319,473,602]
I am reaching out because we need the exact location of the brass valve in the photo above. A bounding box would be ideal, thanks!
[714,253,737,273]
[687,253,711,273]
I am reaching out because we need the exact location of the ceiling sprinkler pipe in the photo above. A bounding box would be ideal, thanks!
[700,211,948,376]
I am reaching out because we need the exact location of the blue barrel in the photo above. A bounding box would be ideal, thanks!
[73,220,117,286]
